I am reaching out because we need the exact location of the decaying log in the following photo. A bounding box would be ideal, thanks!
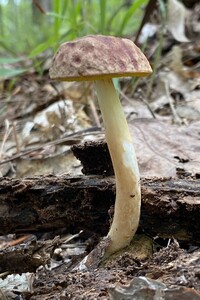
[0,175,200,244]
[0,237,59,273]
[72,141,113,175]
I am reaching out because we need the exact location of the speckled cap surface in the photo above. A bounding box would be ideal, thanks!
[49,35,152,81]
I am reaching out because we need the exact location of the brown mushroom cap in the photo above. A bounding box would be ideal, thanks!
[49,35,152,81]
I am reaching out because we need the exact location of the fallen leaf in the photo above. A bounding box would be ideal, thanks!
[130,118,200,177]
[167,0,190,42]
[108,276,200,300]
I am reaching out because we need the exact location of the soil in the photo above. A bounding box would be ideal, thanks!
[1,175,200,299]
[23,242,200,299]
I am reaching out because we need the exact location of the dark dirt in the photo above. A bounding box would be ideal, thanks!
[1,175,200,299]
[21,241,200,299]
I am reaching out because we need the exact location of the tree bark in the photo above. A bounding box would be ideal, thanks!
[0,175,200,244]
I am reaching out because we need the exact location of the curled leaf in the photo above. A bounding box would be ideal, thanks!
[167,0,190,42]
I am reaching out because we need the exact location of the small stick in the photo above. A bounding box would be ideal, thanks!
[88,97,101,127]
[0,120,13,161]
[165,81,182,124]
[12,121,20,154]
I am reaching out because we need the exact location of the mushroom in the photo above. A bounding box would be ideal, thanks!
[49,35,152,258]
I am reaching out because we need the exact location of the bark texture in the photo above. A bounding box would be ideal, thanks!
[0,175,200,244]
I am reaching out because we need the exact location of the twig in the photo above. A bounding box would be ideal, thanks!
[0,120,13,161]
[164,81,182,124]
[32,0,46,14]
[0,127,102,166]
[0,289,8,300]
[135,0,157,44]
[119,88,156,119]
[12,122,20,154]
[88,97,101,127]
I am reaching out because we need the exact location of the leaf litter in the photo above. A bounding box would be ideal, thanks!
[0,1,200,298]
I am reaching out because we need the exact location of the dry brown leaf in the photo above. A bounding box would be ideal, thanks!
[15,151,81,177]
[169,46,200,79]
[130,118,200,178]
[167,0,190,42]
[108,276,200,300]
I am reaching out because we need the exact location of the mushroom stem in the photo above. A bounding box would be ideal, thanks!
[95,78,141,258]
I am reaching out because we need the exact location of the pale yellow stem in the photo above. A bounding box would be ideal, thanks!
[95,79,141,258]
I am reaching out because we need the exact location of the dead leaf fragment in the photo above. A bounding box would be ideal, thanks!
[167,0,190,42]
[130,118,200,178]
[108,276,200,300]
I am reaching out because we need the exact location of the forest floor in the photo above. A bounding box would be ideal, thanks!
[0,2,200,299]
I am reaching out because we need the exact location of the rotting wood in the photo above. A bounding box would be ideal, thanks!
[0,175,200,245]
[72,140,114,176]
[0,237,60,273]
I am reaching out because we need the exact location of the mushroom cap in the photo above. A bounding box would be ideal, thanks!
[49,35,152,81]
